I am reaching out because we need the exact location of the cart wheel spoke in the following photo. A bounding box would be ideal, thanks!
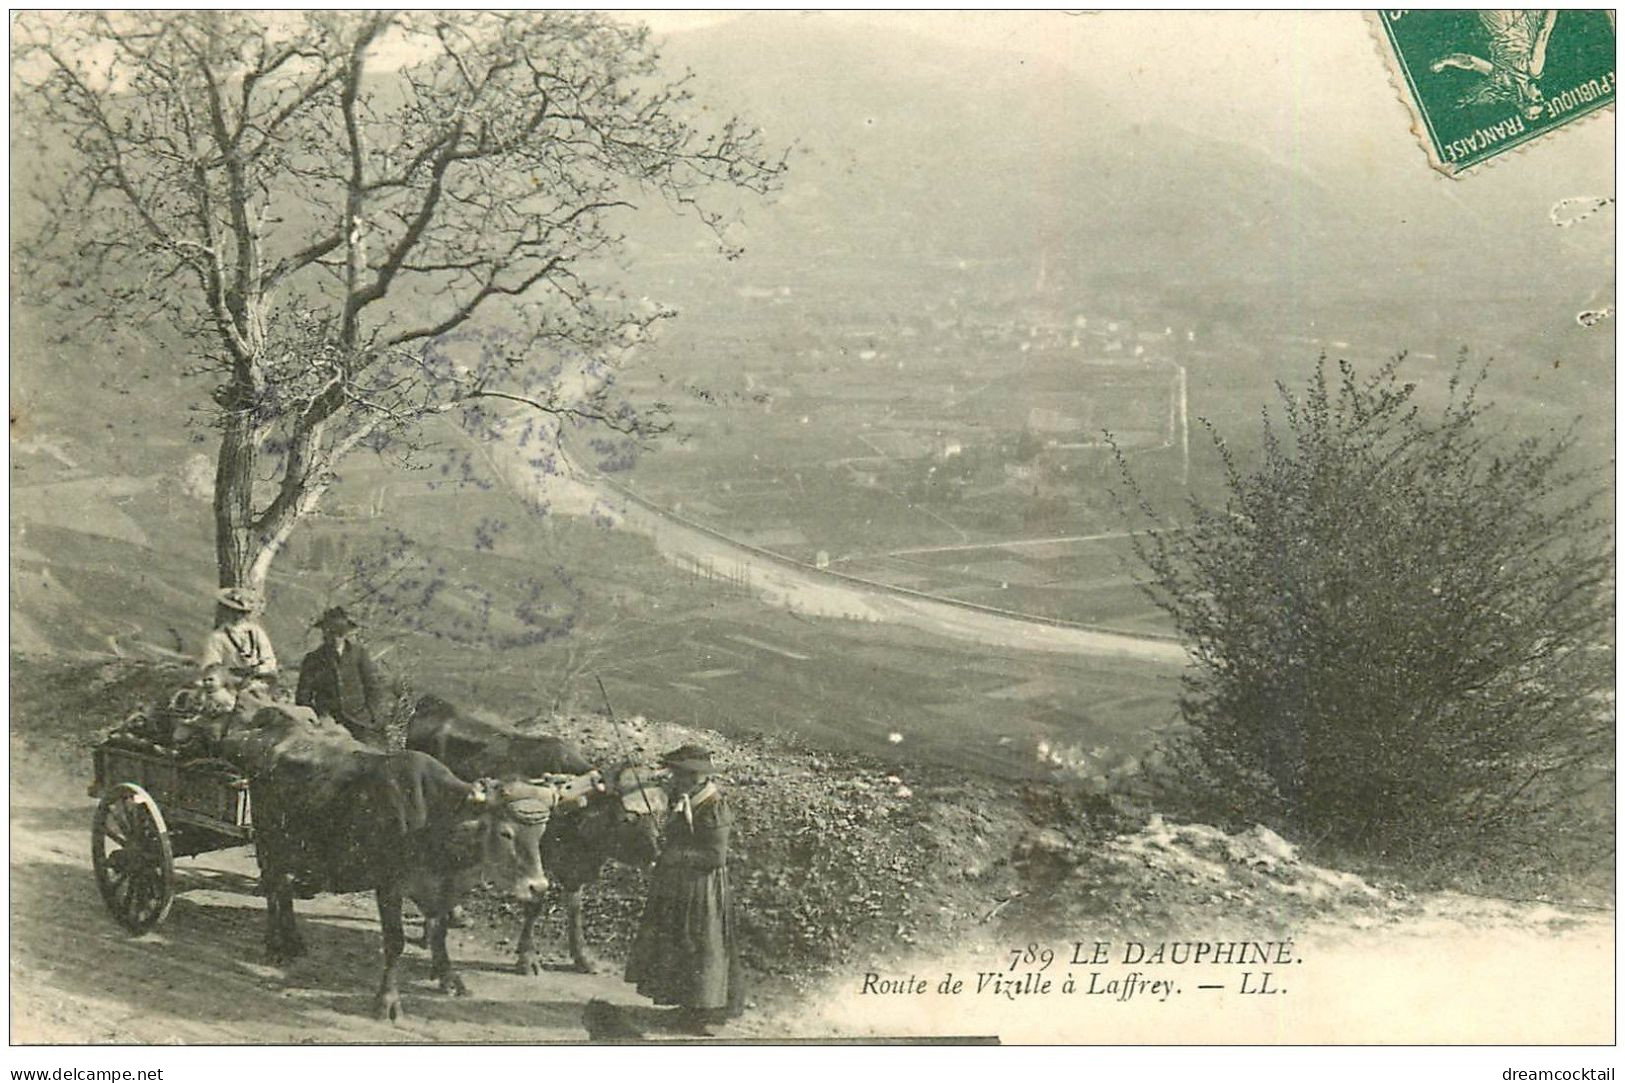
[92,783,174,934]
[113,868,137,912]
[102,851,131,890]
[136,870,169,924]
[128,874,155,922]
[104,801,132,846]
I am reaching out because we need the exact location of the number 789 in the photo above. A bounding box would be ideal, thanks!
[1007,943,1054,971]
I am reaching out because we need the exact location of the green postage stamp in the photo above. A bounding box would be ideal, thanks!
[1374,10,1615,176]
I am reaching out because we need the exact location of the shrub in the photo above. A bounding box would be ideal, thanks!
[1118,357,1613,872]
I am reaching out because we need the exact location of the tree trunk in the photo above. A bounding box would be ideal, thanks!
[245,512,304,591]
[213,380,357,610]
[213,410,262,591]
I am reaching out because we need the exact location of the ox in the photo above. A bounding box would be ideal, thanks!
[409,695,666,974]
[222,700,558,1021]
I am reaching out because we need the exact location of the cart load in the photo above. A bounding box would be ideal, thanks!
[88,674,351,933]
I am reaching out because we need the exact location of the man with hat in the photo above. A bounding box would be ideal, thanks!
[199,586,278,689]
[624,743,746,1035]
[295,606,387,747]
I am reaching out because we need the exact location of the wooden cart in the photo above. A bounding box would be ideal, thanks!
[88,730,252,933]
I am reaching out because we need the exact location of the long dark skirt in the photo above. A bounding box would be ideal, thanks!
[625,864,745,1015]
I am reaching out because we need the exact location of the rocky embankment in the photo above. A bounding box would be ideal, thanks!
[11,654,1612,1041]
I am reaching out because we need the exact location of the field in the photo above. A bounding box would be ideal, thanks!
[10,467,1182,784]
[278,507,1188,780]
[567,255,1617,618]
[835,535,1176,634]
[603,291,1202,564]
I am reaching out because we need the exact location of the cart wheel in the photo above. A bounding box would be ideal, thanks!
[92,783,175,933]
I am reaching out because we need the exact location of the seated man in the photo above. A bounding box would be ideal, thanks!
[296,607,388,747]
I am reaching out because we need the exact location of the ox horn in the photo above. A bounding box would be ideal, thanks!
[468,779,492,805]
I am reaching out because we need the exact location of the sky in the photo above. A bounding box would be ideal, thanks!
[25,8,1607,198]
[629,9,1614,195]
[626,9,1386,149]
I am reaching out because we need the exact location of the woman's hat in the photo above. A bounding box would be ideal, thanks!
[215,586,263,613]
[314,606,359,633]
[660,744,714,772]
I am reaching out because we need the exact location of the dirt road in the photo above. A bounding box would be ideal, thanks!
[12,734,1612,1045]
[9,760,768,1045]
[474,432,1188,665]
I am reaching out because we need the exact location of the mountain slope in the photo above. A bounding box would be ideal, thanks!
[648,11,1361,296]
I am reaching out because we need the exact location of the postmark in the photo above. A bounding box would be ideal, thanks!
[1373,10,1615,176]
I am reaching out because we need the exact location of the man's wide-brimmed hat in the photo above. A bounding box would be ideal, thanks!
[660,744,714,772]
[215,586,263,613]
[314,606,359,633]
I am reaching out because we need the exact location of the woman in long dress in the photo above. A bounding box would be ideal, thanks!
[625,744,745,1034]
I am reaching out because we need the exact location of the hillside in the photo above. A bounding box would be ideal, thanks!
[10,465,1188,782]
[652,12,1611,308]
[10,652,1613,1042]
[648,12,1360,296]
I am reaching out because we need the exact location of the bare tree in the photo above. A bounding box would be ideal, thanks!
[15,11,786,598]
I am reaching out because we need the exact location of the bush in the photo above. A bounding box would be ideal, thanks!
[1118,357,1613,872]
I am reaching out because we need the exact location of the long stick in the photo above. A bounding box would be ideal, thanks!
[596,674,657,819]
